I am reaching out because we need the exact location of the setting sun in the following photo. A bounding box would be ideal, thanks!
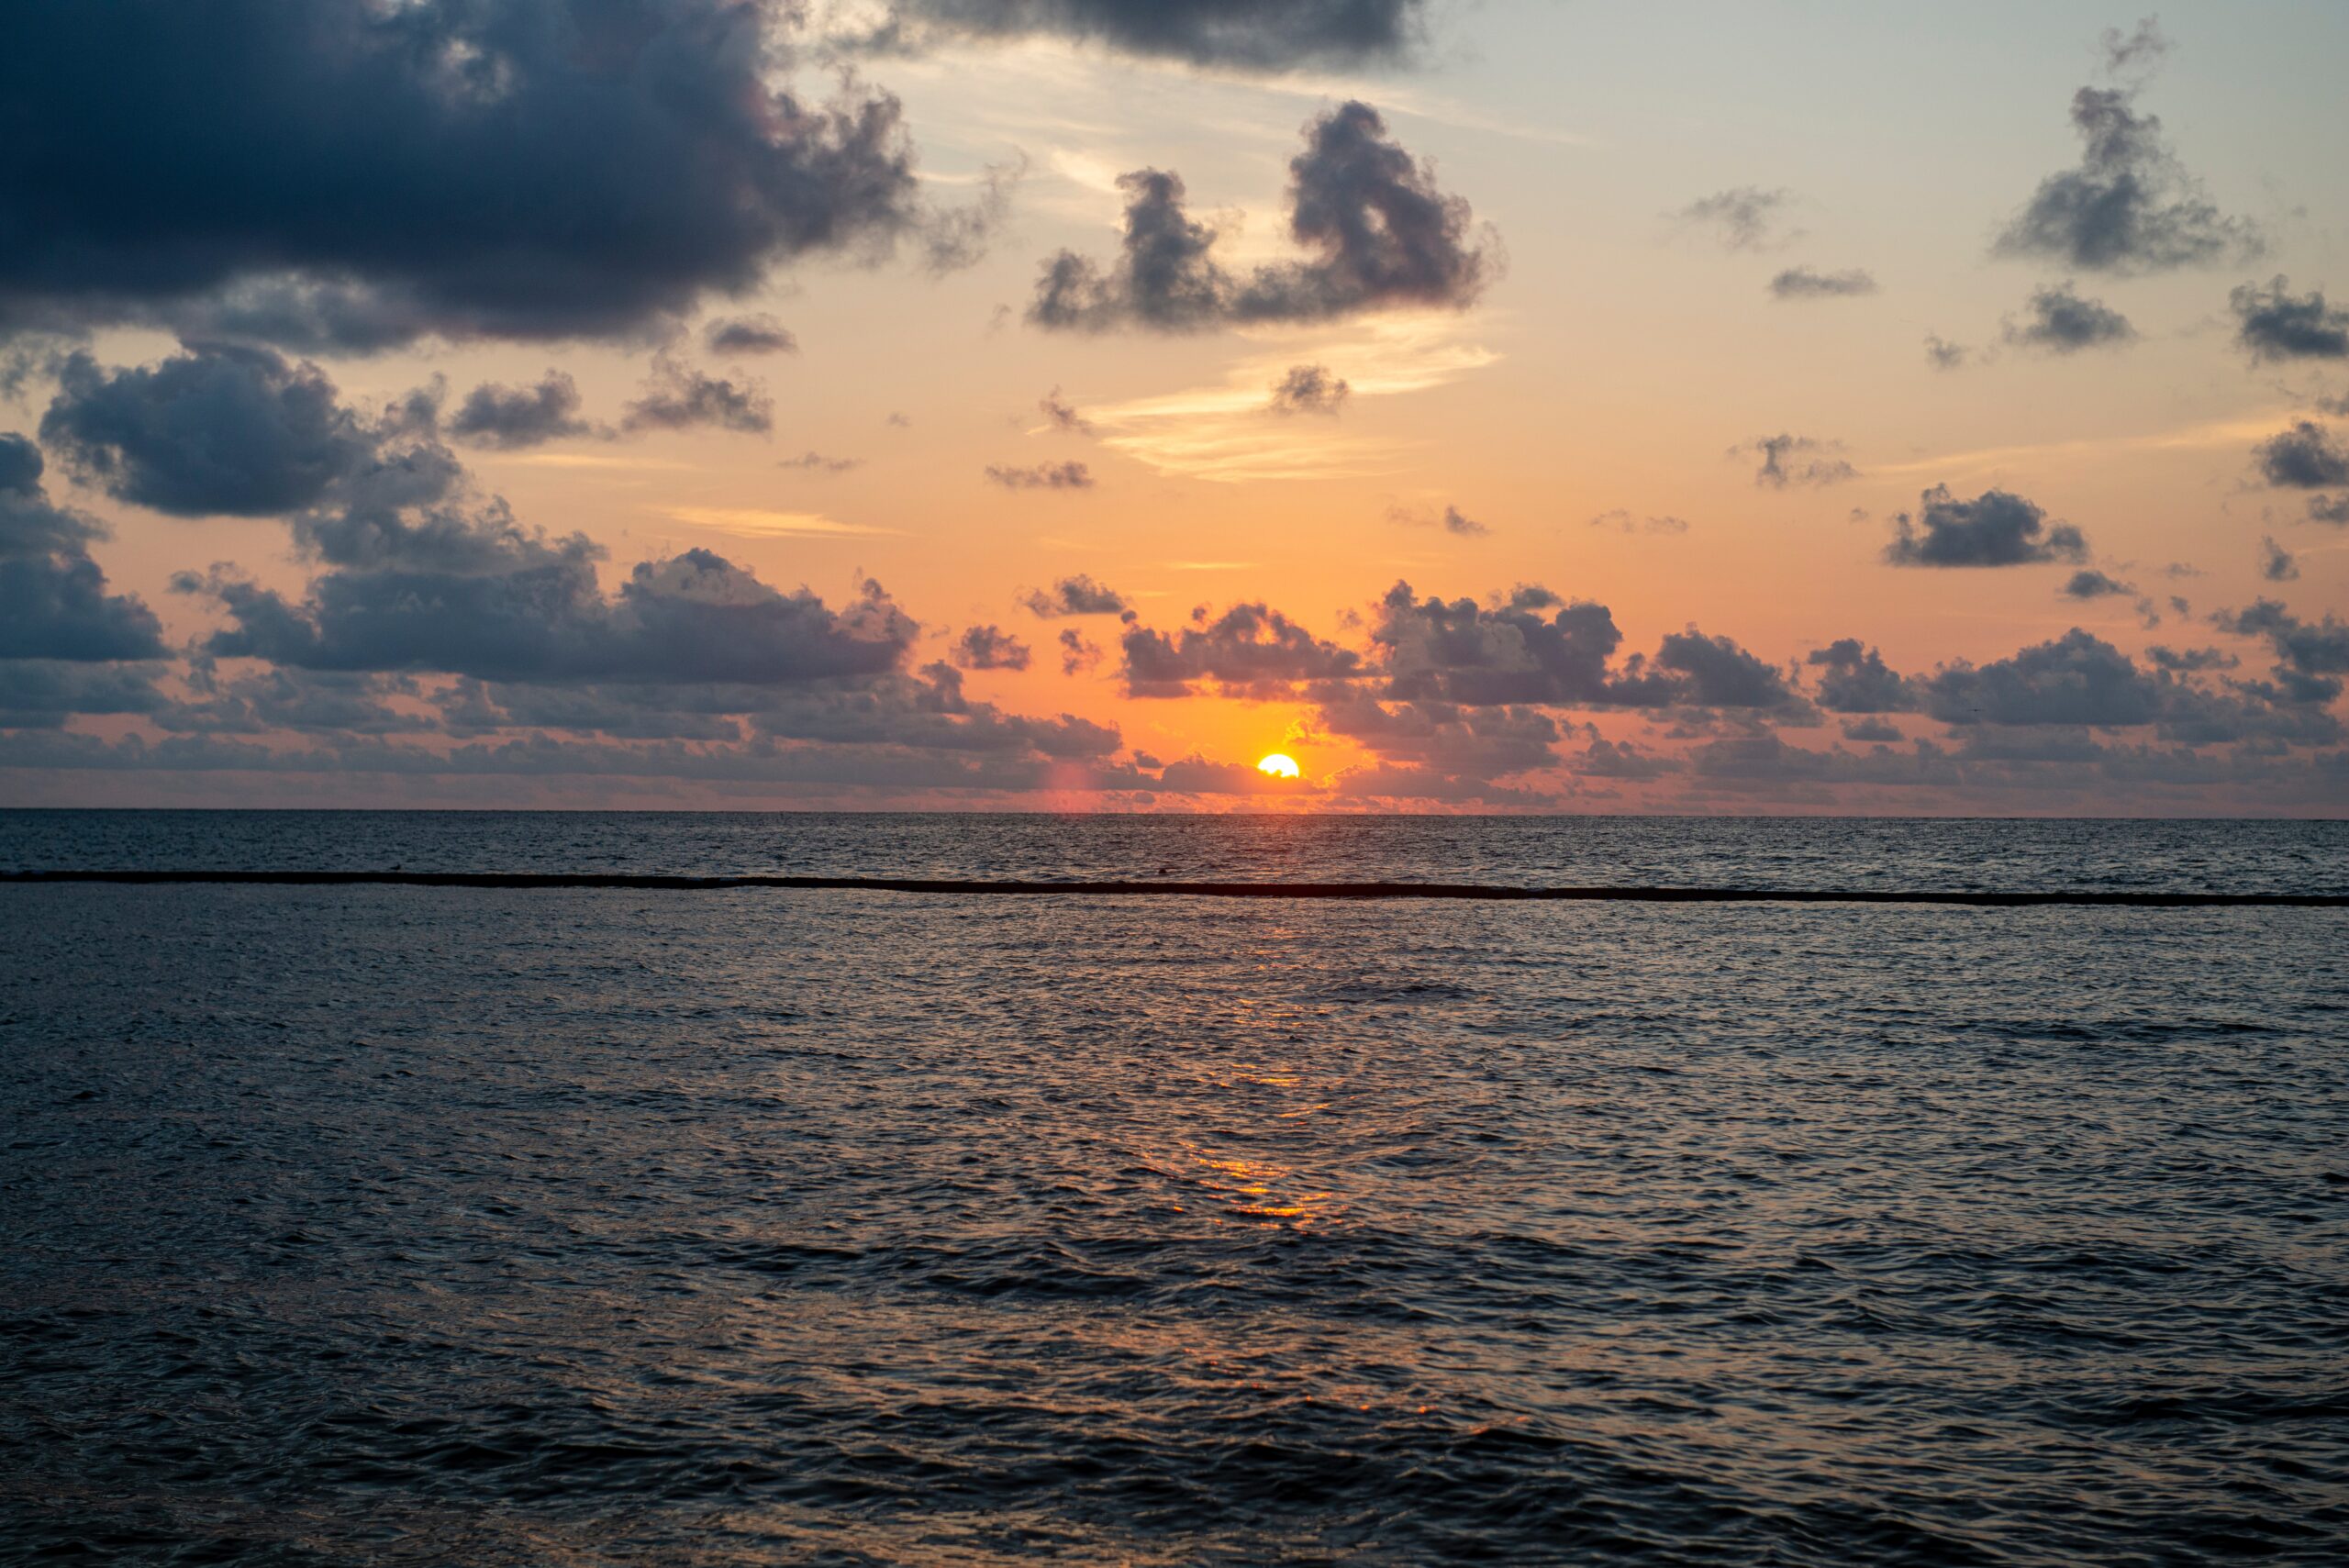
[1256,753,1301,779]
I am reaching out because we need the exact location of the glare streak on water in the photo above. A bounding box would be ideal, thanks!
[0,814,2345,1564]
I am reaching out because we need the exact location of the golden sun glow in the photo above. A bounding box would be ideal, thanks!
[1256,753,1301,779]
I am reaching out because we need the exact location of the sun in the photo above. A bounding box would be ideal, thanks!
[1255,752,1301,779]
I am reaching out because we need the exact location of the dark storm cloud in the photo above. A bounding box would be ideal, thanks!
[1804,639,1918,713]
[985,461,1094,490]
[1885,484,2088,567]
[0,434,165,663]
[2228,277,2349,362]
[1019,573,1131,617]
[865,0,1426,69]
[1740,434,1857,489]
[2062,569,2136,599]
[39,342,379,516]
[1268,364,1350,416]
[2003,282,2135,351]
[2259,537,2299,582]
[621,361,774,436]
[183,548,918,687]
[1993,80,2259,274]
[2251,421,2349,489]
[1119,602,1363,697]
[1923,630,2163,727]
[1768,266,1877,300]
[704,317,799,356]
[1030,103,1493,332]
[952,624,1032,671]
[447,372,594,450]
[0,1,928,350]
[1673,187,1793,252]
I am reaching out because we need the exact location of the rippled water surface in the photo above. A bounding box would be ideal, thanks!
[2,815,2345,1563]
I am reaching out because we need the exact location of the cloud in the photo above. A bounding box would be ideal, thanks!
[39,341,382,516]
[1923,629,2163,727]
[778,450,862,473]
[2252,421,2349,488]
[1039,387,1093,434]
[985,460,1094,490]
[1923,335,1970,371]
[2229,277,2349,362]
[2101,17,2172,77]
[2062,569,2136,599]
[860,0,1428,69]
[1056,628,1103,674]
[1841,717,1904,743]
[1030,102,1493,332]
[1740,433,1857,488]
[1805,639,1918,713]
[1885,484,2088,566]
[1587,509,1689,536]
[2003,282,2135,352]
[1268,364,1350,416]
[1391,502,1486,535]
[705,317,799,356]
[1673,187,1794,252]
[448,372,593,450]
[1768,266,1877,300]
[621,360,773,436]
[2259,537,2300,583]
[1120,601,1364,697]
[182,546,918,687]
[1993,78,2259,273]
[0,432,165,662]
[2212,599,2349,706]
[2309,495,2349,527]
[1020,573,1131,617]
[952,624,1032,671]
[0,1,928,350]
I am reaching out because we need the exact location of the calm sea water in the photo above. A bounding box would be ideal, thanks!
[3,813,2344,1564]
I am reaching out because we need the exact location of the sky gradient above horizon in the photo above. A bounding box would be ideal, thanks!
[4,0,2347,813]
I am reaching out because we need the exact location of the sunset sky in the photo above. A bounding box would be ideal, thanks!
[4,0,2346,812]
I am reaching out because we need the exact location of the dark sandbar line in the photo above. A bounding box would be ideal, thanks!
[3,870,2342,906]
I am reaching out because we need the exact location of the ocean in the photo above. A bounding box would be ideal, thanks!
[2,812,2344,1564]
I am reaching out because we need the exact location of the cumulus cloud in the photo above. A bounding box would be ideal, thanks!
[1924,629,2164,727]
[2213,599,2349,706]
[1994,72,2259,273]
[1268,364,1350,416]
[1020,573,1131,617]
[1885,484,2088,566]
[704,317,799,356]
[182,546,918,688]
[952,624,1032,671]
[2309,495,2349,527]
[1768,266,1877,300]
[1057,628,1103,674]
[1673,187,1794,252]
[2003,282,2135,351]
[2259,537,2299,582]
[2253,421,2349,489]
[0,1,929,350]
[448,372,594,450]
[1740,433,1857,488]
[39,341,382,516]
[1805,639,1918,713]
[1120,601,1363,697]
[1923,335,1971,371]
[863,0,1429,68]
[1030,102,1493,332]
[621,360,774,436]
[985,460,1093,490]
[0,432,165,662]
[2062,569,2136,599]
[2229,277,2349,362]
